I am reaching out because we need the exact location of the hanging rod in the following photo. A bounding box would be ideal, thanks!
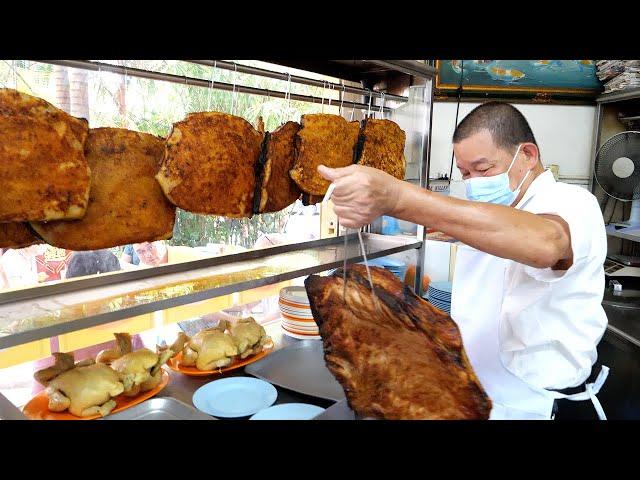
[39,60,393,113]
[189,60,408,103]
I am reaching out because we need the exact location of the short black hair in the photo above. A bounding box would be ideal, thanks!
[452,101,538,153]
[66,250,121,279]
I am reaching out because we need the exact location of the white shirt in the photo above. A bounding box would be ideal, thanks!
[499,170,608,390]
[0,249,39,289]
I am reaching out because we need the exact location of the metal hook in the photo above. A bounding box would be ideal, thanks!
[207,60,217,111]
[378,92,385,118]
[327,82,334,108]
[366,90,373,118]
[122,61,130,127]
[231,63,238,115]
[340,84,346,116]
[321,80,326,113]
[285,73,292,116]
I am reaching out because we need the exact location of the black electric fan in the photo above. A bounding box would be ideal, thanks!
[595,131,640,227]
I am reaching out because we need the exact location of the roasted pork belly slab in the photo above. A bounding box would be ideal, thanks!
[305,264,491,420]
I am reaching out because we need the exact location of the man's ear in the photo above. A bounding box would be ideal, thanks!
[521,143,540,168]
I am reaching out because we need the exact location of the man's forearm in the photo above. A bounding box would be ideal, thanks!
[391,182,569,268]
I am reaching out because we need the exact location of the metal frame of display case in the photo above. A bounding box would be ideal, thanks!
[0,233,421,349]
[0,60,435,418]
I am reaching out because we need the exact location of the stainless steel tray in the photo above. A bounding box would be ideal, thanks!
[312,399,356,420]
[101,397,215,420]
[245,340,346,402]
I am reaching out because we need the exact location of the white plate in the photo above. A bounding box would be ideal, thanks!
[282,319,319,330]
[280,310,315,319]
[281,327,321,340]
[192,377,278,418]
[278,300,312,310]
[278,298,310,307]
[279,306,313,318]
[282,325,320,335]
[250,403,325,420]
[282,323,319,333]
[279,286,310,304]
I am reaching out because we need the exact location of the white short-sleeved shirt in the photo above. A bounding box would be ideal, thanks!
[499,170,608,390]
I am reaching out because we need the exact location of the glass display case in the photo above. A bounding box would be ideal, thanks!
[0,60,436,419]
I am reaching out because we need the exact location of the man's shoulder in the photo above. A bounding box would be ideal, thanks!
[531,180,600,212]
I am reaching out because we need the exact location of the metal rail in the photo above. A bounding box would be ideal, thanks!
[39,60,393,113]
[0,234,422,350]
[0,234,361,306]
[597,87,640,104]
[369,60,438,79]
[189,60,408,103]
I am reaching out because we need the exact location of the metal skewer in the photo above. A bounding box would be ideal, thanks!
[357,228,381,312]
[343,229,348,302]
[324,183,379,308]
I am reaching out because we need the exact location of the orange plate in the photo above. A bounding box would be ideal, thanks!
[166,345,273,377]
[22,368,170,420]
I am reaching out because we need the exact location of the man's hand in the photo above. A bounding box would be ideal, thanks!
[317,164,402,228]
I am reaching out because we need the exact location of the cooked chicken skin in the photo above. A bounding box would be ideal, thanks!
[229,317,271,359]
[97,333,171,396]
[184,328,239,370]
[45,363,124,417]
[170,321,239,370]
[110,349,159,396]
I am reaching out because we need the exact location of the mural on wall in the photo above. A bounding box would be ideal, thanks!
[436,60,602,101]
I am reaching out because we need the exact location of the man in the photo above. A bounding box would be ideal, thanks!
[121,241,168,268]
[65,249,122,279]
[34,245,74,283]
[121,244,141,266]
[318,101,609,420]
[0,245,40,289]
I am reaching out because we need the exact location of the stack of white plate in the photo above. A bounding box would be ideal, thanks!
[278,286,320,340]
[426,281,452,314]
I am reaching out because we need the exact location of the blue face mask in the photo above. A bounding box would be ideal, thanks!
[464,144,531,206]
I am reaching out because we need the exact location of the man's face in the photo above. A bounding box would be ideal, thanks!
[133,242,163,266]
[453,129,527,191]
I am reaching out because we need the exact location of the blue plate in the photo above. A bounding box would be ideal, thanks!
[428,294,450,300]
[428,292,451,299]
[428,291,451,298]
[192,377,278,418]
[429,281,453,294]
[250,403,325,420]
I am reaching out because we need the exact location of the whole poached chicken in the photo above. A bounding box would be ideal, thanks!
[33,352,124,417]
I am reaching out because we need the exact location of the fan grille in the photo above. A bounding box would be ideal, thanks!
[595,131,640,201]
